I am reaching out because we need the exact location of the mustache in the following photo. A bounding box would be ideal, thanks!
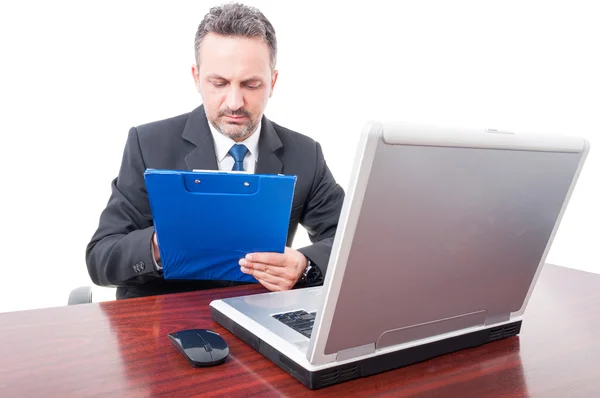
[218,108,251,118]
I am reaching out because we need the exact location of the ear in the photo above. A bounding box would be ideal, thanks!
[269,70,279,98]
[191,64,201,93]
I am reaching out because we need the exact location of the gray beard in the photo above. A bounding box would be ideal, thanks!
[211,118,259,140]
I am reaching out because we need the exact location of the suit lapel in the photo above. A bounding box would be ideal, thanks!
[255,117,284,175]
[182,105,219,171]
[182,106,284,174]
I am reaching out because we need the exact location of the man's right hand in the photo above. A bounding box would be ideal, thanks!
[152,232,160,263]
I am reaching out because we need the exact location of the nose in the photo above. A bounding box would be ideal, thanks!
[225,86,244,111]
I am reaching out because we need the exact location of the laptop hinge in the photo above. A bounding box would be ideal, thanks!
[335,343,376,362]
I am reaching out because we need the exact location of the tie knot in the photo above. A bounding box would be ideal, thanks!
[228,144,249,162]
[229,144,249,171]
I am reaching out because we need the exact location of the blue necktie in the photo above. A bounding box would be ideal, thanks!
[228,144,249,171]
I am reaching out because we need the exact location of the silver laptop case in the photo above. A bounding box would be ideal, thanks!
[210,121,589,389]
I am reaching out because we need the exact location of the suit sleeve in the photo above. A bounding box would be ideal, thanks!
[85,127,162,287]
[296,142,345,282]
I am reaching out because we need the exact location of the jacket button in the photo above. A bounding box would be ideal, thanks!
[133,262,145,273]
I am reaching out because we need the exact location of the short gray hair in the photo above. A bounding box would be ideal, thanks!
[194,3,277,70]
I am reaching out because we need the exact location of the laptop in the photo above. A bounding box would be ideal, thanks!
[210,121,590,389]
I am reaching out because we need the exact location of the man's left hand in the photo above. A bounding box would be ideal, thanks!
[239,247,307,291]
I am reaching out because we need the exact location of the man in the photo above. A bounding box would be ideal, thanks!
[86,3,345,299]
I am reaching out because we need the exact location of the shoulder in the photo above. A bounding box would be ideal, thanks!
[122,109,200,168]
[267,119,331,183]
[269,119,323,155]
[133,111,190,141]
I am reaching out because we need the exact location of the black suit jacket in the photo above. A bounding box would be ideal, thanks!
[86,105,345,299]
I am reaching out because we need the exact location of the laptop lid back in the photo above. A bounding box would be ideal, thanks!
[307,122,589,365]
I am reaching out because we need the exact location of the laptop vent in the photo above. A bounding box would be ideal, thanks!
[488,324,519,342]
[319,365,359,386]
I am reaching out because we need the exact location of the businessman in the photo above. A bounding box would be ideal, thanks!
[86,3,345,299]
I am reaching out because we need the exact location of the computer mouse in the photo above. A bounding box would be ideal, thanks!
[167,329,229,367]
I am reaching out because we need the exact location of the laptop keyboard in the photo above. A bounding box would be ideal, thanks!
[272,310,316,338]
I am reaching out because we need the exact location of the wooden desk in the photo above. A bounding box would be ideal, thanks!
[1,264,599,397]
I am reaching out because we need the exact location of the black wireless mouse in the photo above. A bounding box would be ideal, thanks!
[168,329,229,367]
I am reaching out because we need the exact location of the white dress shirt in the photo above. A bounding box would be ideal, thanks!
[208,120,261,173]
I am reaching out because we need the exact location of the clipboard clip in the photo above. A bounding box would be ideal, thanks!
[194,178,250,187]
[183,173,259,195]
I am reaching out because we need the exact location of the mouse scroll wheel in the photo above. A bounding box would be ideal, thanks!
[195,332,212,352]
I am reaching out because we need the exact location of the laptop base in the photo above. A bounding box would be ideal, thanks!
[211,306,522,390]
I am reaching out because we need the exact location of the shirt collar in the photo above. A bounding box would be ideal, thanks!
[208,119,262,162]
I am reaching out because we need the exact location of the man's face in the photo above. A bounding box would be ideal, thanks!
[193,33,278,141]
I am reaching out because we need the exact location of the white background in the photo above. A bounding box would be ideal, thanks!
[0,0,597,313]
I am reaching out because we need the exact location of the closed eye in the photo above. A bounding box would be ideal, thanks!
[242,79,263,89]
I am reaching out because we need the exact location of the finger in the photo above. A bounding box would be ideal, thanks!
[245,252,289,267]
[256,278,284,292]
[240,265,273,281]
[239,258,279,272]
[241,267,295,290]
[255,271,295,291]
[253,269,292,286]
[241,260,286,277]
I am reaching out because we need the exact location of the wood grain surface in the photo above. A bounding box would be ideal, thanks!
[1,264,599,397]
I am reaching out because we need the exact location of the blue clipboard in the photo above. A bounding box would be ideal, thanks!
[144,169,297,282]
